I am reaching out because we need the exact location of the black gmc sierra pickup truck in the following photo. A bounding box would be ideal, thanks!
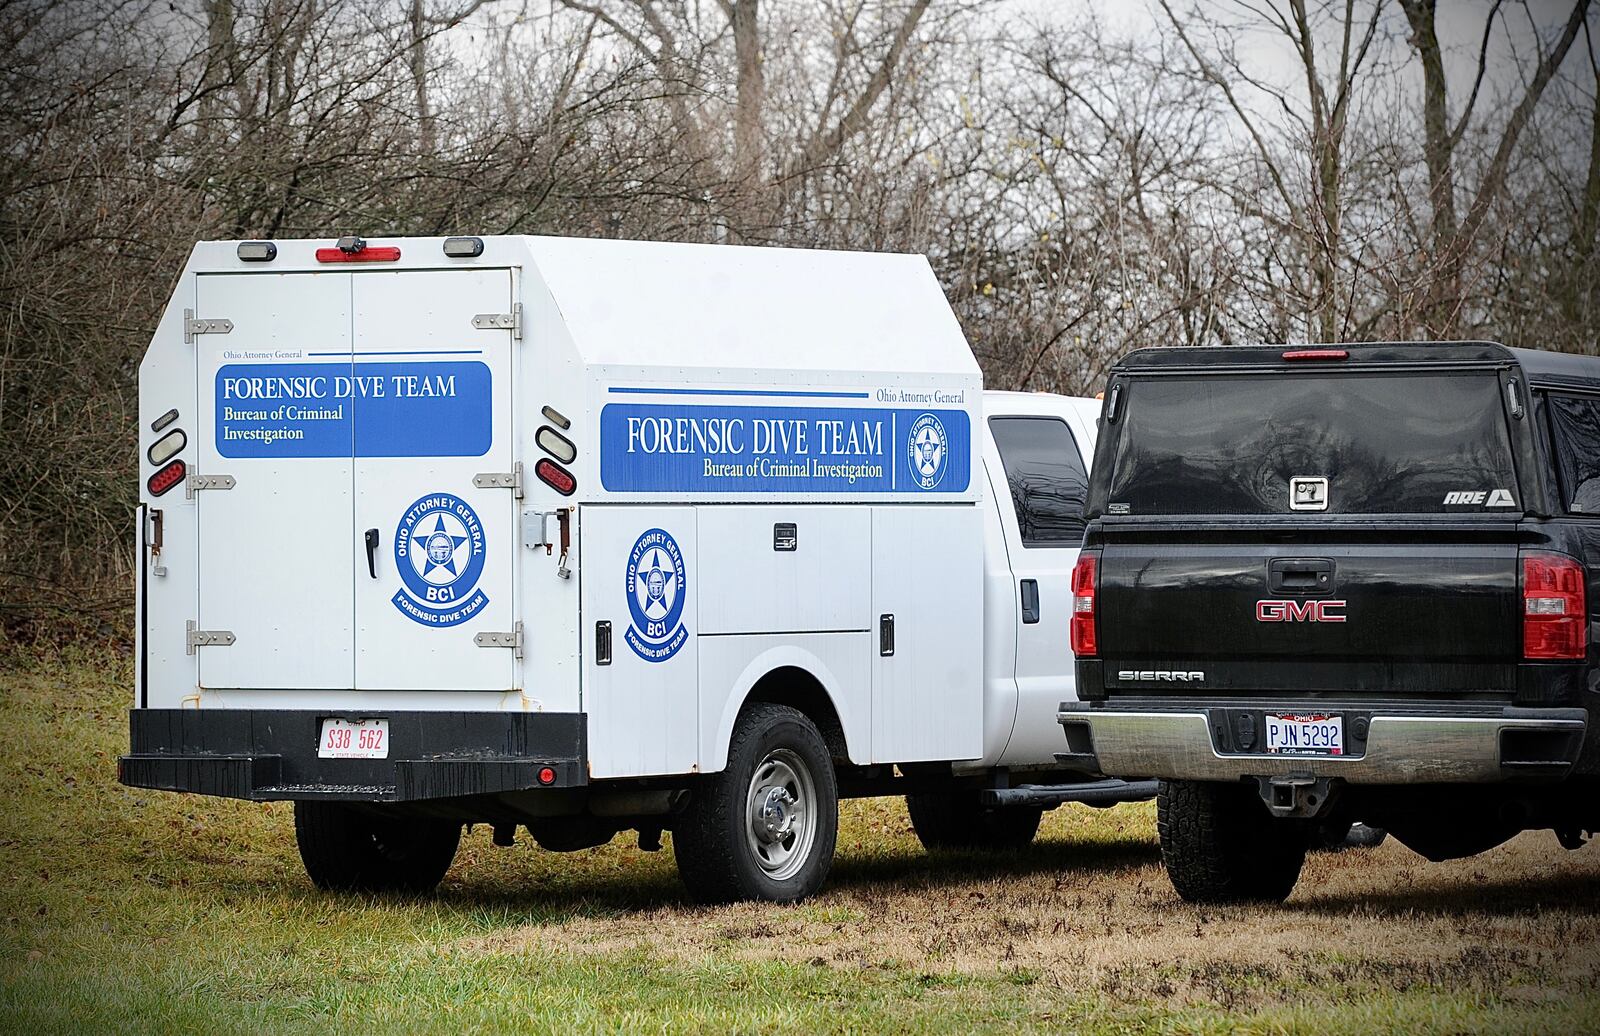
[1060,342,1600,903]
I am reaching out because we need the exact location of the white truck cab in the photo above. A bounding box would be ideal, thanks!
[120,235,1148,902]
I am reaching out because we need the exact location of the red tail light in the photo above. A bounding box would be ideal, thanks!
[1282,349,1348,361]
[1523,553,1587,660]
[534,458,576,496]
[1071,552,1099,656]
[147,459,186,496]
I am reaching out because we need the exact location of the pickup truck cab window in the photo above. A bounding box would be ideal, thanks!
[1546,393,1600,514]
[1103,372,1520,515]
[988,416,1089,545]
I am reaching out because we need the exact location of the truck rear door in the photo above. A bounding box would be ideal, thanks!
[1090,365,1526,698]
[195,272,354,690]
[195,267,516,693]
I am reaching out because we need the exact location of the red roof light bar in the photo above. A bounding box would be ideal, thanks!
[315,246,402,263]
[1282,349,1349,361]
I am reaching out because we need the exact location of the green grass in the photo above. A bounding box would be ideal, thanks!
[2,642,1597,1034]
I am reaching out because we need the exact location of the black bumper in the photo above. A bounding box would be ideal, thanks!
[119,709,587,802]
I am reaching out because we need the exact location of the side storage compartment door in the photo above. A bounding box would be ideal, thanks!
[580,506,699,777]
[697,506,871,635]
[195,272,354,690]
[871,504,983,763]
[352,269,517,691]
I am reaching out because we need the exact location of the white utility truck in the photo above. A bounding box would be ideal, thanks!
[120,235,1150,902]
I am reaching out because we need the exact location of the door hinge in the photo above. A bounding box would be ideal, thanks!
[186,620,236,654]
[183,308,234,344]
[474,622,523,658]
[471,302,522,340]
[473,460,523,499]
[186,473,236,498]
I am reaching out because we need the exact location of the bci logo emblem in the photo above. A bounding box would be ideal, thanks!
[1256,599,1347,623]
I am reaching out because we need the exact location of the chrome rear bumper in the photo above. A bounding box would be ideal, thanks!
[1057,703,1586,784]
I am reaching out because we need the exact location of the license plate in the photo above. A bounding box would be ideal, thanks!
[317,718,389,759]
[1264,713,1343,756]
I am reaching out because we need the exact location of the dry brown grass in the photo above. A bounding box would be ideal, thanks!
[460,800,1600,1015]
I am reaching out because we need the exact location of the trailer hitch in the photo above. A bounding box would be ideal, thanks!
[1255,773,1338,819]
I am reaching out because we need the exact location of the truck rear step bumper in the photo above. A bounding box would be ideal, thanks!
[119,709,587,802]
[1057,702,1585,784]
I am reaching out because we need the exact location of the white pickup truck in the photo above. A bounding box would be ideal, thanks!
[119,235,1148,903]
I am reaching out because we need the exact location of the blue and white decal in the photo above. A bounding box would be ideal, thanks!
[391,493,489,627]
[906,412,948,490]
[214,361,491,458]
[599,403,971,494]
[624,528,689,662]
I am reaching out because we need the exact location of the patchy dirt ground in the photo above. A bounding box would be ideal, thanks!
[460,806,1600,1014]
[6,646,1599,1033]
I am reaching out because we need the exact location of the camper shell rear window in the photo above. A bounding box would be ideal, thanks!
[1099,371,1521,516]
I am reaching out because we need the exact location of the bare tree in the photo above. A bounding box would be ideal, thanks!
[1399,0,1592,333]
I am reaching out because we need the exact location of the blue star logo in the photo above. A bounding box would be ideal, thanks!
[411,514,468,583]
[635,548,676,619]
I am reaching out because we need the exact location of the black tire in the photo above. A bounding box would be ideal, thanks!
[674,703,839,904]
[1156,780,1305,904]
[293,801,461,894]
[905,792,1043,851]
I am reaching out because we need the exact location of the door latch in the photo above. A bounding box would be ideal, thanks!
[364,528,380,578]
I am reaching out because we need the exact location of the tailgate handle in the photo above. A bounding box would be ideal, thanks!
[364,528,380,578]
[1269,558,1333,594]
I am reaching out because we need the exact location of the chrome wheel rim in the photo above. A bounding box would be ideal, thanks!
[744,748,817,881]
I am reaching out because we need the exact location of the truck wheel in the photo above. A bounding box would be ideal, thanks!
[1156,780,1304,904]
[674,703,838,904]
[293,802,461,894]
[905,792,1043,851]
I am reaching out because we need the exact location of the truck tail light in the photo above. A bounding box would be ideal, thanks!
[315,237,400,262]
[147,459,186,496]
[1071,552,1099,657]
[1523,552,1587,660]
[1282,349,1348,361]
[534,458,576,496]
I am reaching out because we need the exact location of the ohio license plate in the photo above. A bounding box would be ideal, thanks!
[317,718,389,759]
[1264,713,1343,755]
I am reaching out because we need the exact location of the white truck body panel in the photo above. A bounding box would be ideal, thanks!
[982,393,1100,769]
[133,235,1095,789]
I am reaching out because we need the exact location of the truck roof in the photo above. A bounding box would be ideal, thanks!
[180,235,981,381]
[523,236,978,378]
[1111,342,1600,382]
[983,389,1101,424]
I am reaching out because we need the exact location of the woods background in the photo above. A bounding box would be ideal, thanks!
[2,0,1596,630]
